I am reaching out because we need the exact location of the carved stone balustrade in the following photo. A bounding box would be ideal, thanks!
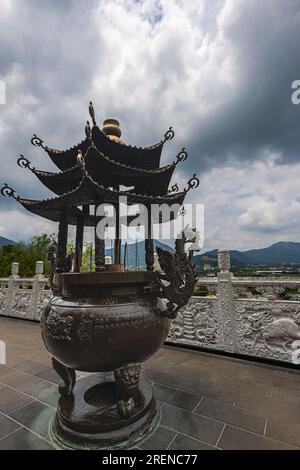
[1,258,300,364]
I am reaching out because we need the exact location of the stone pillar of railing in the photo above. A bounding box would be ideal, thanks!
[217,249,237,353]
[31,261,45,321]
[5,262,20,317]
[11,262,19,278]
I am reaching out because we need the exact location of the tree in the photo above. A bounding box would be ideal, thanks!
[0,233,55,277]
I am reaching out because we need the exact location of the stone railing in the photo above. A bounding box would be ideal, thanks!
[1,254,300,365]
[0,262,52,322]
[168,249,300,365]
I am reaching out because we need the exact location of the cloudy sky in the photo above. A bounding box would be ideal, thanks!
[0,0,300,251]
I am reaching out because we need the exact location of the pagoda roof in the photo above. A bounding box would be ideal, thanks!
[20,145,178,197]
[31,124,174,172]
[1,171,199,225]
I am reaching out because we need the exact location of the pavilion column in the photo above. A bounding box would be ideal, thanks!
[95,202,105,272]
[114,194,121,265]
[56,207,69,273]
[74,205,89,273]
[145,205,154,271]
[74,215,84,273]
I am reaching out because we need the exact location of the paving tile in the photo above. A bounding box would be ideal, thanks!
[25,381,59,407]
[0,371,44,392]
[145,352,189,373]
[153,383,200,412]
[246,367,300,388]
[272,385,300,405]
[168,364,217,383]
[218,425,298,450]
[13,359,49,376]
[9,400,55,439]
[0,427,54,450]
[142,367,184,389]
[0,365,16,379]
[0,386,34,414]
[195,397,266,434]
[161,404,223,446]
[139,426,176,450]
[266,418,300,448]
[0,413,21,439]
[169,433,216,450]
[2,354,27,368]
[180,379,238,404]
[238,379,273,399]
[236,390,300,423]
[35,368,60,384]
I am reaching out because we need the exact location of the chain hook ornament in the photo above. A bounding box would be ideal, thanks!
[184,174,200,193]
[174,147,188,165]
[0,183,20,200]
[168,183,179,194]
[17,155,35,171]
[161,126,175,144]
[31,134,46,149]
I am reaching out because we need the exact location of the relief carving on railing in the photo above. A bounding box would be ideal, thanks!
[0,289,6,311]
[235,300,300,362]
[168,298,223,350]
[11,290,32,318]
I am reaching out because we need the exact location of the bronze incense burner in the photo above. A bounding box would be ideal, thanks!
[1,103,199,449]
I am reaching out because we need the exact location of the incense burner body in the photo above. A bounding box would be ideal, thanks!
[41,272,170,372]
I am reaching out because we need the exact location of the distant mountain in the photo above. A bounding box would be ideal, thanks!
[194,242,300,267]
[105,240,174,267]
[0,236,15,248]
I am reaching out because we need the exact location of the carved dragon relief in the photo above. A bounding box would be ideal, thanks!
[154,229,199,319]
[235,302,300,361]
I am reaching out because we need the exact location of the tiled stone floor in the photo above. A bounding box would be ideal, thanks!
[0,316,299,450]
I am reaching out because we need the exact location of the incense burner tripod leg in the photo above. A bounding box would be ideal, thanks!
[52,357,76,396]
[114,363,142,418]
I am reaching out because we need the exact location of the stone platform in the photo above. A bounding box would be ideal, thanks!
[0,316,299,450]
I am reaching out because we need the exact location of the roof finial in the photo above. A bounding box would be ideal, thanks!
[85,120,92,140]
[89,101,96,127]
[102,119,124,144]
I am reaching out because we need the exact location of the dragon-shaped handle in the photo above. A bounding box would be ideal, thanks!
[154,229,199,319]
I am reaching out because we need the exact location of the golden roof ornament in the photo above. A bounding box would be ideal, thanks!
[102,119,124,144]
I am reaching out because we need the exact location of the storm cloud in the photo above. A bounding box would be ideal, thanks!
[0,0,300,249]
